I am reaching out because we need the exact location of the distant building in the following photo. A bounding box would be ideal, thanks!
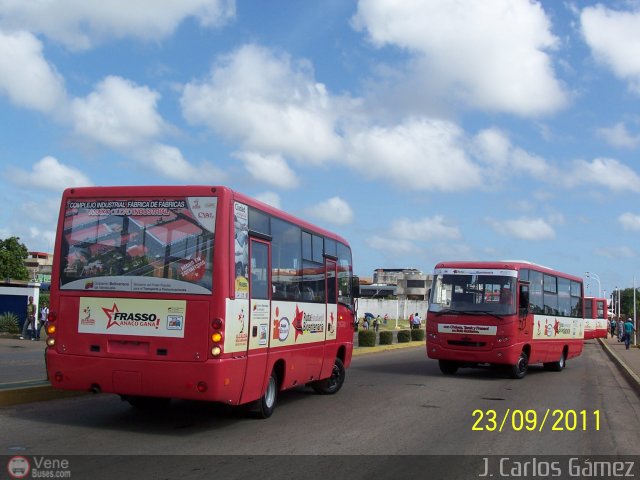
[367,268,433,301]
[24,251,53,285]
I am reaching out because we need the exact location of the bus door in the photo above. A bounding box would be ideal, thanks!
[240,237,271,404]
[320,258,338,378]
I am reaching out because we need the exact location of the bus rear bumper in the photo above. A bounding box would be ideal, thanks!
[46,350,245,405]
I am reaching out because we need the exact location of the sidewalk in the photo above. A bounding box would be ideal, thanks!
[597,334,640,396]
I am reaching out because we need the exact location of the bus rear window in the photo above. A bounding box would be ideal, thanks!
[59,197,216,294]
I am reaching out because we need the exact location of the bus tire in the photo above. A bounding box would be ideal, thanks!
[544,350,566,372]
[251,370,278,419]
[439,360,458,375]
[511,351,528,379]
[312,357,346,395]
[122,395,171,409]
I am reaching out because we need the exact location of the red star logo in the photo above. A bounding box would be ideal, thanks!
[102,303,120,329]
[292,305,304,341]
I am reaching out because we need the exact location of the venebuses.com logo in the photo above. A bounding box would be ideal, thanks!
[7,456,71,479]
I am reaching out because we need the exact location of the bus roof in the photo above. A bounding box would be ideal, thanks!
[433,260,583,283]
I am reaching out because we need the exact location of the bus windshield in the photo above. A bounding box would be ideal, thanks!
[429,270,517,316]
[59,196,216,295]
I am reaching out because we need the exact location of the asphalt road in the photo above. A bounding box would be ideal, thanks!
[1,340,639,478]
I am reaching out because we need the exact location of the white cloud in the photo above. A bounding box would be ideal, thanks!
[233,151,299,189]
[0,29,66,113]
[182,44,344,165]
[581,5,640,93]
[472,128,550,179]
[619,212,640,231]
[254,192,281,209]
[307,197,354,226]
[488,217,555,241]
[391,216,461,241]
[597,122,640,149]
[566,158,640,192]
[352,0,566,116]
[367,235,417,255]
[9,156,92,190]
[346,118,482,191]
[0,0,235,51]
[594,245,636,259]
[71,76,165,149]
[137,144,225,182]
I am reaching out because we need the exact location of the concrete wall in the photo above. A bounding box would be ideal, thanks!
[356,298,429,321]
[0,283,41,329]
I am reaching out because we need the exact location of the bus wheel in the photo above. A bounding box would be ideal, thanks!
[312,358,346,395]
[545,350,566,372]
[252,370,278,419]
[122,395,171,409]
[511,351,528,379]
[439,360,458,375]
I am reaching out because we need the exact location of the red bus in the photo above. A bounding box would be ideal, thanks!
[584,296,608,339]
[426,261,584,379]
[46,186,358,417]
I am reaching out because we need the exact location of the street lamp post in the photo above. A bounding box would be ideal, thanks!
[585,272,601,297]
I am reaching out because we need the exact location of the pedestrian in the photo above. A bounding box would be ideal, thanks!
[618,318,625,342]
[408,313,414,329]
[412,312,421,329]
[610,318,616,338]
[373,315,380,332]
[363,318,369,330]
[623,318,636,350]
[20,296,37,340]
[37,305,49,341]
[383,313,389,325]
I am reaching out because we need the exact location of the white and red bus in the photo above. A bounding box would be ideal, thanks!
[46,186,358,417]
[426,261,584,379]
[584,296,608,339]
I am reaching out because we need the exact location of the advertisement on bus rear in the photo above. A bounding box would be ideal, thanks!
[59,196,216,295]
[78,297,187,338]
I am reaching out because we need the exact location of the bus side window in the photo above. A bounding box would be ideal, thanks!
[519,284,529,315]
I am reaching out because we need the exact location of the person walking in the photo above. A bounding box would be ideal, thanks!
[618,318,625,342]
[20,296,37,340]
[373,315,380,332]
[623,318,636,350]
[610,318,617,338]
[37,305,49,341]
[412,313,421,329]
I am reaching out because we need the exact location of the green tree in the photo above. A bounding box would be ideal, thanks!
[0,236,30,281]
[612,288,640,319]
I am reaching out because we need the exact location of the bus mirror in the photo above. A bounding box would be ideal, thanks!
[352,276,360,298]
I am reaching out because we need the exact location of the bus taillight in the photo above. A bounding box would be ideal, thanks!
[211,346,222,357]
[47,311,56,323]
[211,318,223,329]
[211,332,222,343]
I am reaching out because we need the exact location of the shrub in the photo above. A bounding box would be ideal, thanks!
[397,329,411,343]
[411,328,425,341]
[358,330,376,347]
[0,312,20,334]
[379,330,393,345]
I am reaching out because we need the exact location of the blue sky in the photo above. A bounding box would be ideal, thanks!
[1,0,639,298]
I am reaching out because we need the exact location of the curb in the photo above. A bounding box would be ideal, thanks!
[598,338,640,398]
[352,341,422,356]
[0,381,86,407]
